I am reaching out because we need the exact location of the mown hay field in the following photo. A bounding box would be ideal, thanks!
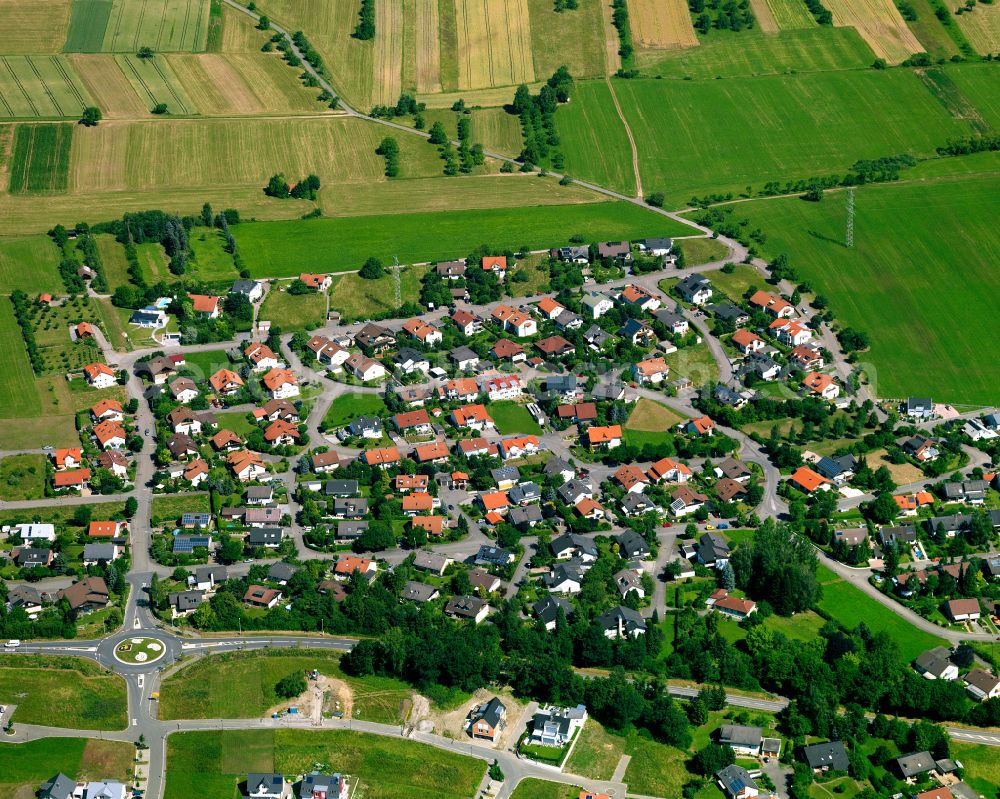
[0,0,73,53]
[246,0,375,108]
[66,0,212,53]
[526,0,609,79]
[754,0,817,29]
[0,56,93,119]
[748,0,782,33]
[454,0,535,89]
[234,201,692,276]
[8,123,73,194]
[70,54,151,117]
[607,71,968,204]
[823,0,923,62]
[720,175,1000,405]
[373,0,405,107]
[628,0,700,48]
[947,62,1000,129]
[415,0,443,92]
[66,116,444,192]
[956,3,1000,56]
[115,54,196,114]
[555,79,638,196]
[638,27,875,78]
[903,0,961,59]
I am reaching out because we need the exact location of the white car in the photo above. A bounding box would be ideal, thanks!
[4,640,20,649]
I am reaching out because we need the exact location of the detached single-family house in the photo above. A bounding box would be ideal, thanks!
[964,668,1000,701]
[84,362,116,389]
[748,290,795,318]
[802,741,850,773]
[529,704,588,746]
[943,598,981,622]
[676,275,713,305]
[597,606,647,638]
[802,372,840,400]
[445,595,490,624]
[466,697,507,742]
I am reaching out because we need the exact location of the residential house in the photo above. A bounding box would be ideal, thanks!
[718,725,763,756]
[710,302,750,327]
[715,477,748,504]
[58,576,109,612]
[188,293,222,318]
[491,305,537,337]
[401,581,439,603]
[716,765,759,799]
[355,323,396,354]
[815,454,856,485]
[83,543,119,566]
[537,297,566,320]
[483,375,523,401]
[475,545,514,568]
[413,440,450,464]
[655,309,690,335]
[509,504,543,529]
[964,668,1000,701]
[732,329,766,354]
[615,463,649,494]
[466,697,507,742]
[745,352,781,381]
[393,409,432,436]
[298,773,347,799]
[586,425,623,449]
[676,275,713,305]
[708,590,757,620]
[904,397,934,419]
[598,241,632,262]
[130,307,167,328]
[618,284,660,311]
[299,273,332,291]
[551,533,599,562]
[632,356,669,385]
[557,245,590,264]
[169,377,199,403]
[715,457,751,483]
[491,338,527,363]
[892,751,936,781]
[769,318,813,346]
[749,290,796,318]
[903,434,940,462]
[262,368,299,400]
[617,318,655,347]
[54,468,90,490]
[245,342,280,372]
[228,450,267,481]
[943,598,981,622]
[209,368,244,395]
[533,595,574,631]
[647,457,692,484]
[833,527,869,547]
[670,485,708,516]
[640,236,673,256]
[801,741,850,773]
[697,532,730,568]
[482,255,507,278]
[943,480,989,505]
[445,595,490,624]
[499,434,538,459]
[614,569,644,599]
[140,355,177,384]
[535,335,575,359]
[84,362,116,389]
[449,402,494,430]
[915,647,958,680]
[790,345,824,370]
[597,606,647,638]
[802,372,840,400]
[91,398,124,423]
[436,260,466,279]
[246,773,288,798]
[402,318,443,347]
[345,353,386,382]
[543,561,585,594]
[231,279,263,302]
[412,551,452,576]
[685,416,715,436]
[789,466,830,495]
[530,704,588,746]
[557,402,598,424]
[581,292,614,319]
[618,530,651,559]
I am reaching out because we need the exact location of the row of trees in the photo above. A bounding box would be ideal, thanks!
[513,67,574,168]
[265,173,321,200]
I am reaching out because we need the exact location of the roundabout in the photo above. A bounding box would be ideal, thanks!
[113,636,166,666]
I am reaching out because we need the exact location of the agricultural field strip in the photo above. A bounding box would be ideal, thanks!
[0,56,92,119]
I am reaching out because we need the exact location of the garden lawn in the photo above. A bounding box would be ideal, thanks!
[626,398,686,432]
[0,500,125,527]
[703,264,762,302]
[179,349,233,379]
[510,779,587,799]
[0,737,133,797]
[234,203,692,277]
[622,734,689,797]
[816,572,946,662]
[259,284,327,330]
[679,237,729,267]
[0,655,127,730]
[150,493,211,525]
[165,728,485,799]
[490,401,542,436]
[158,650,412,723]
[0,453,46,500]
[188,227,239,282]
[564,720,626,780]
[323,393,387,428]
[0,235,64,295]
[950,741,1000,797]
[214,410,258,437]
[605,70,968,204]
[718,175,1000,404]
[327,266,425,321]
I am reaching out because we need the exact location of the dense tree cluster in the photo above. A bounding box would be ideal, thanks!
[353,0,375,39]
[375,137,400,177]
[689,0,755,34]
[513,67,574,168]
[264,173,321,200]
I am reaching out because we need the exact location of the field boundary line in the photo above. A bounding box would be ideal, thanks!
[26,57,62,117]
[483,0,496,86]
[605,77,642,199]
[152,58,189,113]
[51,56,88,109]
[2,58,39,117]
[120,56,156,105]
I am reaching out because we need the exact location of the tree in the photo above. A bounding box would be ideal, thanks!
[80,107,102,127]
[428,121,448,145]
[124,497,138,518]
[257,14,270,29]
[137,46,154,59]
[692,743,735,776]
[720,562,736,590]
[264,173,290,198]
[359,257,385,279]
[275,671,307,698]
[151,103,168,115]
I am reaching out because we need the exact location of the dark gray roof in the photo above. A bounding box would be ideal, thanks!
[676,274,712,296]
[473,696,506,728]
[450,345,479,362]
[247,527,283,545]
[41,773,76,799]
[719,724,763,747]
[83,543,118,561]
[232,279,260,295]
[401,581,438,602]
[445,595,486,618]
[247,774,285,793]
[509,504,543,527]
[709,301,748,322]
[550,533,598,558]
[543,561,585,589]
[169,590,204,612]
[894,751,935,778]
[268,562,297,581]
[618,530,650,558]
[325,479,359,496]
[475,545,512,566]
[173,535,210,553]
[816,454,856,479]
[544,456,574,476]
[533,595,574,625]
[802,740,850,771]
[597,605,647,635]
[716,765,758,795]
[508,482,541,504]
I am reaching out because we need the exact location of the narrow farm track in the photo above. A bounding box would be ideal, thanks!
[605,75,642,199]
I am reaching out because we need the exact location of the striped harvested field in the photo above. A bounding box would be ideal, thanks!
[373,0,405,107]
[756,0,817,29]
[748,0,781,32]
[824,0,923,62]
[220,4,266,51]
[66,117,445,193]
[455,0,535,89]
[0,0,73,54]
[416,0,443,93]
[70,55,150,118]
[956,3,1000,54]
[116,55,195,115]
[628,0,700,48]
[101,0,211,53]
[0,56,93,120]
[526,0,609,79]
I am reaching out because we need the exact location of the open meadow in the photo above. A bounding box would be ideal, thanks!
[0,655,127,730]
[165,728,485,799]
[234,202,692,277]
[604,70,969,204]
[527,0,608,79]
[259,282,328,330]
[713,174,1000,405]
[328,266,426,321]
[0,738,133,798]
[638,27,875,79]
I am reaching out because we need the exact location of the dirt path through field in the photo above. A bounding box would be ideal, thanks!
[600,0,623,73]
[605,76,642,199]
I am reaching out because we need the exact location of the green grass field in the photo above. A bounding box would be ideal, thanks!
[323,393,387,428]
[948,62,1000,130]
[490,401,542,436]
[259,283,327,330]
[0,453,46,500]
[158,650,411,722]
[679,237,729,266]
[639,28,875,79]
[564,720,626,780]
[214,409,258,437]
[816,566,946,662]
[0,500,125,527]
[328,266,425,321]
[188,227,239,281]
[8,123,73,194]
[598,70,969,204]
[180,348,232,378]
[66,0,212,53]
[703,263,762,301]
[0,56,94,119]
[115,54,196,115]
[0,655,127,730]
[950,742,1000,798]
[150,493,212,525]
[165,728,485,799]
[0,235,63,294]
[511,779,587,799]
[235,203,691,277]
[0,298,44,421]
[0,737,133,797]
[527,0,608,80]
[721,175,1000,404]
[555,80,637,196]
